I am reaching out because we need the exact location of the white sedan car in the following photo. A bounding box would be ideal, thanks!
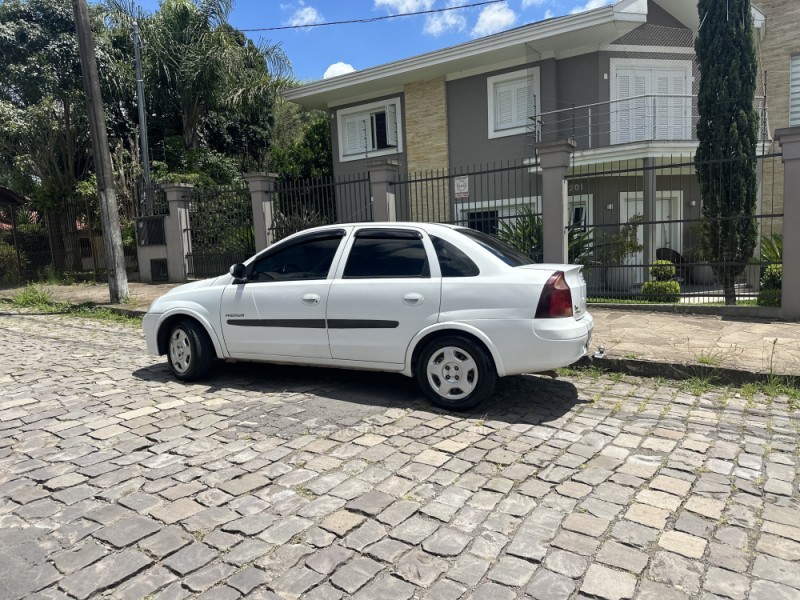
[143,223,593,410]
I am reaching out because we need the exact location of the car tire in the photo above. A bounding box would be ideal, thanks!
[416,335,496,411]
[167,319,214,381]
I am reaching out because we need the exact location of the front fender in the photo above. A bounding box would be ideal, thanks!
[402,322,507,378]
[153,305,228,359]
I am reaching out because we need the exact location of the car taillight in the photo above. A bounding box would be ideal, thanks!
[535,271,574,319]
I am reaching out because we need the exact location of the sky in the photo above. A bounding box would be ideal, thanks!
[134,0,615,82]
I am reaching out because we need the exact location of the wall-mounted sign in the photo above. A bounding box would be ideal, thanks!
[454,176,469,199]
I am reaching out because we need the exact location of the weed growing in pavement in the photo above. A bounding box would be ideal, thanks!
[556,365,606,379]
[696,354,722,366]
[623,352,638,359]
[9,285,141,326]
[11,284,59,310]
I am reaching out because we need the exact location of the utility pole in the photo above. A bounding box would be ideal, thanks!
[132,21,153,215]
[72,0,129,303]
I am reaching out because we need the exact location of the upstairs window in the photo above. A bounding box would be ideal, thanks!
[487,68,540,139]
[337,98,402,161]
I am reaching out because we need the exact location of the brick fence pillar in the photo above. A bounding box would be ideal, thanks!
[162,183,193,283]
[536,139,576,264]
[775,127,800,320]
[244,172,277,251]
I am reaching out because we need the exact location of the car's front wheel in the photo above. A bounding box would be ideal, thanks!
[167,319,214,381]
[416,335,496,411]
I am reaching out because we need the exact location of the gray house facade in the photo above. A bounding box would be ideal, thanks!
[285,0,768,263]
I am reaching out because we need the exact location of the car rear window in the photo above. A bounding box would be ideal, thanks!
[455,228,535,267]
[431,236,480,277]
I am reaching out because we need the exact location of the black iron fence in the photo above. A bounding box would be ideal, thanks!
[1,197,138,283]
[392,161,541,235]
[271,173,371,241]
[186,184,254,279]
[564,151,783,306]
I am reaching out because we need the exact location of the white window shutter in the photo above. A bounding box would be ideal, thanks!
[344,116,368,154]
[515,83,529,128]
[386,103,398,146]
[791,55,800,126]
[495,84,514,129]
[344,119,358,154]
[614,73,631,144]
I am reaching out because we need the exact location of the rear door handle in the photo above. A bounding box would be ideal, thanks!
[403,293,424,305]
[302,293,320,305]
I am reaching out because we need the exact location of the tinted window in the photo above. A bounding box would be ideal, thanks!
[344,237,430,278]
[250,236,342,282]
[456,228,535,267]
[431,236,480,277]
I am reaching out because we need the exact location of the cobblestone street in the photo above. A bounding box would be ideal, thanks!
[1,310,799,600]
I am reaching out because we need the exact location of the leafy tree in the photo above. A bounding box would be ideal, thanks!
[107,0,290,155]
[695,0,760,305]
[270,114,333,180]
[0,0,106,270]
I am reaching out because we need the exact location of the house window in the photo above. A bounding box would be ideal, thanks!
[791,55,800,126]
[610,59,692,144]
[337,98,401,162]
[487,68,541,139]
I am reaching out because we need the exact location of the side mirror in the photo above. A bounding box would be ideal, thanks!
[229,263,247,283]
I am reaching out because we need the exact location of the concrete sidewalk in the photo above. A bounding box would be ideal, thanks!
[1,281,798,379]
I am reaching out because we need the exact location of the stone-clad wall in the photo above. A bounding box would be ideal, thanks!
[758,0,800,228]
[404,78,450,222]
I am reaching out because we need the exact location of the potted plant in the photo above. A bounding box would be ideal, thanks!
[686,222,714,285]
[599,215,644,292]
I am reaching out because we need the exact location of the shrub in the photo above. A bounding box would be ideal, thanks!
[650,260,676,281]
[641,280,680,303]
[0,242,22,282]
[758,264,782,307]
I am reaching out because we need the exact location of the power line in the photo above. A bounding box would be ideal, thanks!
[235,0,505,33]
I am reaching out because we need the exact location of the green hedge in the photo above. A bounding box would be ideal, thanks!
[650,259,676,281]
[641,279,680,303]
[758,264,782,307]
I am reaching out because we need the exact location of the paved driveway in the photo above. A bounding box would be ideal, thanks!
[1,311,799,600]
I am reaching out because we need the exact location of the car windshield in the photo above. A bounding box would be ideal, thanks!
[455,228,535,267]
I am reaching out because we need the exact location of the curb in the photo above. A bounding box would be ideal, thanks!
[577,355,800,387]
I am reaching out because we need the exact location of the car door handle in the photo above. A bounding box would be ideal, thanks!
[403,293,424,305]
[302,293,320,305]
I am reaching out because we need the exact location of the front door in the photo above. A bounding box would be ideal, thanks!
[220,230,346,359]
[326,228,441,365]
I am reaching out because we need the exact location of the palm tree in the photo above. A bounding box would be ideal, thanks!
[106,0,291,150]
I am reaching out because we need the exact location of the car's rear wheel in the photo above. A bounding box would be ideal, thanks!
[167,319,213,381]
[416,335,496,411]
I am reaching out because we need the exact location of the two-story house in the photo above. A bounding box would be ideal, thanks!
[285,0,769,264]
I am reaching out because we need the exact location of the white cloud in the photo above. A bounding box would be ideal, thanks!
[374,0,435,13]
[472,3,517,37]
[543,8,554,18]
[521,0,547,8]
[424,0,467,36]
[288,5,324,27]
[570,0,613,15]
[323,62,356,79]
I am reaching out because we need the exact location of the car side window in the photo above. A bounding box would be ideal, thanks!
[343,229,430,278]
[250,235,343,282]
[431,236,480,277]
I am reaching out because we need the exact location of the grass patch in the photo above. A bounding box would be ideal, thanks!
[696,354,722,367]
[557,365,606,379]
[681,375,720,396]
[9,285,141,326]
[735,376,800,411]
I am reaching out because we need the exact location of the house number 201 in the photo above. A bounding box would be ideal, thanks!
[568,183,584,193]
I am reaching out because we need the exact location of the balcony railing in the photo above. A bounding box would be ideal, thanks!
[531,94,768,151]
